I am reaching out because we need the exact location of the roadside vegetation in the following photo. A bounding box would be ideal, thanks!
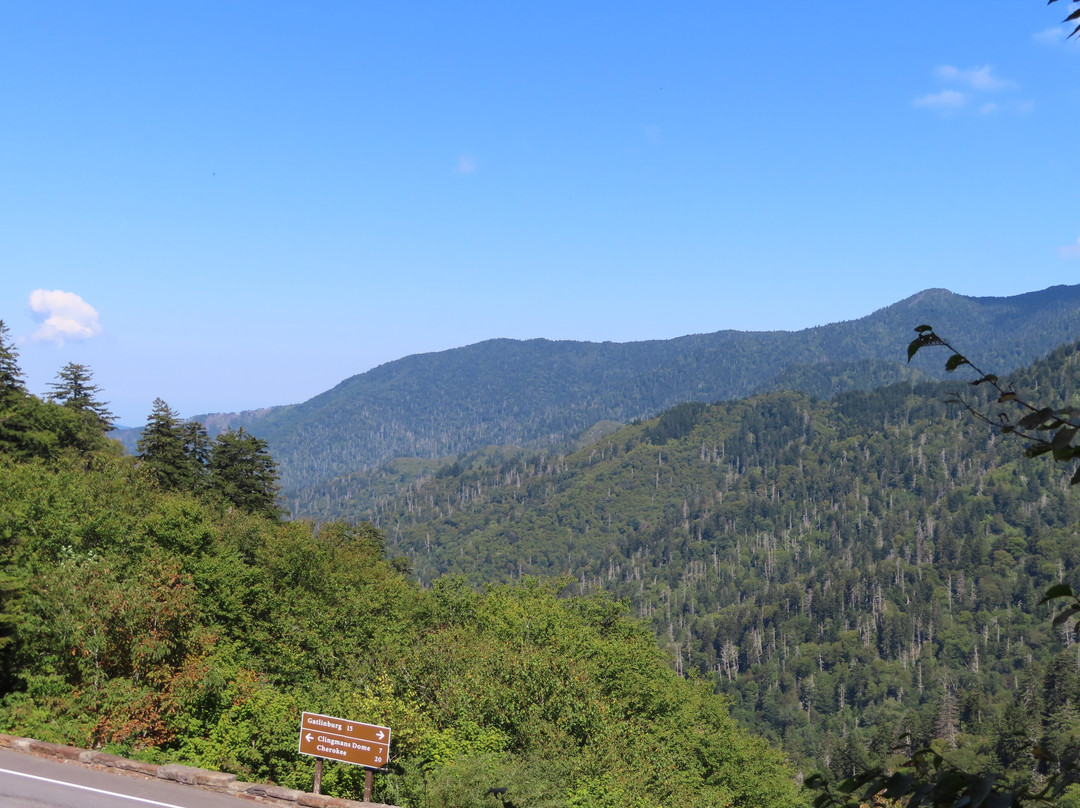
[0,320,803,807]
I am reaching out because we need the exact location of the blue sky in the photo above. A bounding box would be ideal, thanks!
[2,1,1078,426]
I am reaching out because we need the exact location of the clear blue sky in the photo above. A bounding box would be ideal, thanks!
[2,1,1078,426]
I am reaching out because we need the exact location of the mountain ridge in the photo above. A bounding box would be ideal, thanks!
[113,283,1080,514]
[366,335,1080,775]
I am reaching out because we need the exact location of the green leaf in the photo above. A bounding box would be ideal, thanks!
[907,332,943,362]
[881,772,915,799]
[1054,445,1080,462]
[970,374,998,386]
[1051,426,1077,450]
[836,776,859,795]
[945,354,969,372]
[1025,441,1054,459]
[1039,583,1075,604]
[1017,407,1056,430]
[1051,605,1080,628]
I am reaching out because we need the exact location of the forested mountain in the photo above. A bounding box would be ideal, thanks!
[115,284,1080,517]
[365,336,1080,795]
[12,306,1080,802]
[0,333,803,808]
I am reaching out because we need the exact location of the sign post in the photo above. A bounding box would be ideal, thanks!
[298,711,392,799]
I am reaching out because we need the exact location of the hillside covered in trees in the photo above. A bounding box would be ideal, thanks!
[365,336,1080,799]
[115,284,1080,516]
[0,321,804,808]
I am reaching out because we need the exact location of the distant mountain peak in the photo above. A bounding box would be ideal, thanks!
[112,284,1080,515]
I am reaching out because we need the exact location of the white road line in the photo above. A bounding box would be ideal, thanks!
[0,766,190,808]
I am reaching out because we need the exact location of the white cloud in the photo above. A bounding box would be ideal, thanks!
[935,64,1015,91]
[1033,27,1068,46]
[455,154,477,175]
[1059,238,1080,261]
[913,89,966,109]
[27,289,103,345]
[915,64,1026,115]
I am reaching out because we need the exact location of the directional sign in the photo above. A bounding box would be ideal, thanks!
[298,711,391,769]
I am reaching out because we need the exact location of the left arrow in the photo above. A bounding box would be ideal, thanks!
[306,733,314,742]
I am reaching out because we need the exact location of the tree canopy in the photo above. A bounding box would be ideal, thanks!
[0,328,113,461]
[0,363,804,807]
[908,325,1080,483]
[0,321,26,397]
[137,398,202,492]
[47,362,115,433]
[208,427,281,518]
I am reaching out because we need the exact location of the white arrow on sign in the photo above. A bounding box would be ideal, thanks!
[376,731,385,740]
[306,733,314,742]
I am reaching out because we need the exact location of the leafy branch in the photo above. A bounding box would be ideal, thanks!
[873,323,1080,807]
[907,325,1080,484]
[1049,0,1080,39]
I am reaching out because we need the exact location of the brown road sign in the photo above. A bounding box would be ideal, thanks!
[298,711,391,769]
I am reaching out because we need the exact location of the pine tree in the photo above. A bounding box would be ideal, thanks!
[182,420,211,479]
[208,428,281,518]
[0,321,26,397]
[0,320,57,459]
[137,399,204,492]
[48,362,116,432]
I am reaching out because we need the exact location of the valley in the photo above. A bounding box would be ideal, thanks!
[8,284,1080,806]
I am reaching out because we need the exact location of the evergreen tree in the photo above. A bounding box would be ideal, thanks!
[182,420,211,480]
[208,428,281,518]
[0,321,26,398]
[0,323,84,460]
[48,362,116,433]
[0,321,29,678]
[0,321,31,455]
[137,399,204,492]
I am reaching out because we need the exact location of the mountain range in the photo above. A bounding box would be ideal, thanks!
[101,281,1080,784]
[115,283,1080,518]
[367,332,1080,775]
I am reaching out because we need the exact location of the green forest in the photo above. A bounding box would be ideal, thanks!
[361,337,1080,804]
[0,321,803,808]
[113,284,1080,511]
[11,309,1080,805]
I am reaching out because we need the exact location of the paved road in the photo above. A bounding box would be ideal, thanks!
[0,748,260,808]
